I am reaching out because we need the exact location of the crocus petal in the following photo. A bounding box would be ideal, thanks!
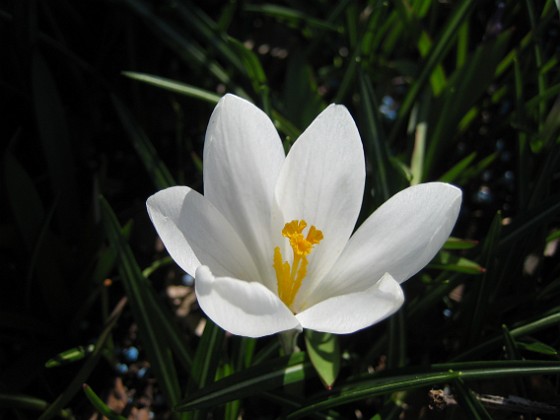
[203,94,285,289]
[147,186,259,281]
[274,104,366,307]
[296,273,403,334]
[321,183,461,300]
[195,266,301,337]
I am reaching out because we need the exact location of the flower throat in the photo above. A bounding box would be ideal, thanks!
[273,220,324,309]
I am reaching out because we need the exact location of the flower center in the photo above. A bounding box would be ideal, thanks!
[273,220,324,309]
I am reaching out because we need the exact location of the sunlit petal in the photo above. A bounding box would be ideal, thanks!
[147,186,259,281]
[296,273,404,334]
[321,183,461,300]
[275,104,365,308]
[204,94,285,288]
[195,266,301,337]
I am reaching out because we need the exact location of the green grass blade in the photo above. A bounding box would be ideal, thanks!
[389,0,476,143]
[122,0,239,90]
[387,310,406,371]
[111,95,175,190]
[177,352,313,411]
[442,237,479,250]
[38,298,127,419]
[425,30,512,176]
[524,0,547,127]
[228,38,270,113]
[452,308,560,360]
[528,146,560,210]
[452,378,492,419]
[188,320,224,391]
[466,212,502,345]
[501,325,522,360]
[45,344,95,368]
[0,394,72,419]
[438,152,476,184]
[244,4,339,32]
[287,361,560,418]
[283,51,324,128]
[428,252,485,275]
[232,337,256,371]
[83,384,127,420]
[358,69,392,204]
[184,320,224,419]
[100,197,183,416]
[259,391,341,419]
[287,371,461,418]
[517,340,559,356]
[172,1,245,73]
[500,195,560,248]
[123,72,221,104]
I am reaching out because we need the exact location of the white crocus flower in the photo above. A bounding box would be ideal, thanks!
[147,94,462,338]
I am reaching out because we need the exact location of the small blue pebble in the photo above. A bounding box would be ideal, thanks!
[116,363,128,374]
[475,187,493,204]
[123,346,139,362]
[137,367,149,379]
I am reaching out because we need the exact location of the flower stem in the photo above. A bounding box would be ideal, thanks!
[279,329,301,355]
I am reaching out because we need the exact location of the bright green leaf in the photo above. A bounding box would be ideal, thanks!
[304,331,341,388]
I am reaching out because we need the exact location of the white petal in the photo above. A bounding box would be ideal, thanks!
[203,94,285,289]
[195,266,301,337]
[322,183,461,300]
[274,105,365,307]
[296,273,403,334]
[147,186,259,281]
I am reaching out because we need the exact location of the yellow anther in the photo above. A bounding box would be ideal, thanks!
[306,225,323,245]
[273,219,323,309]
[282,220,307,237]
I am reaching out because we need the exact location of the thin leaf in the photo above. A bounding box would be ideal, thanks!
[100,198,183,416]
[228,38,270,113]
[244,4,340,32]
[304,331,340,388]
[389,0,476,142]
[501,325,522,360]
[112,95,175,190]
[453,308,560,360]
[500,195,560,249]
[358,69,392,205]
[438,152,477,184]
[188,319,224,391]
[176,352,313,411]
[82,384,127,420]
[467,212,502,345]
[429,252,485,275]
[45,345,95,368]
[443,237,479,250]
[38,298,127,419]
[122,0,241,91]
[122,72,221,104]
[452,378,492,419]
[517,341,558,356]
[0,394,72,419]
[425,30,512,176]
[286,361,560,418]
